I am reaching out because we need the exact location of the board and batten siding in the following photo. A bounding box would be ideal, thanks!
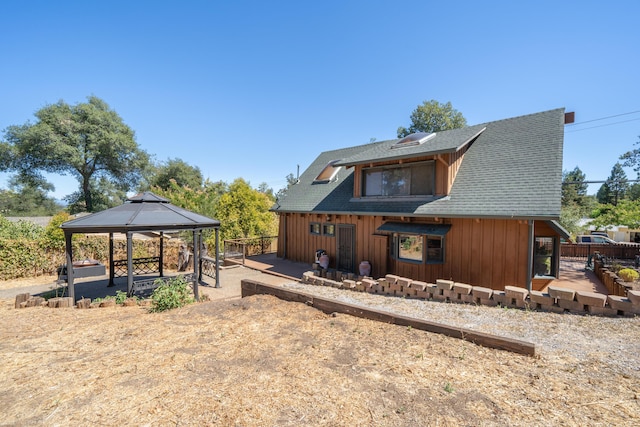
[277,213,553,290]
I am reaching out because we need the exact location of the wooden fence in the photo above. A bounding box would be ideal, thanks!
[561,243,640,260]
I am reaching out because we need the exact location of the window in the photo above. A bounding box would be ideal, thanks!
[534,237,555,277]
[395,233,444,264]
[322,223,335,236]
[398,234,423,262]
[310,222,321,235]
[363,161,434,197]
[426,236,444,262]
[314,160,341,183]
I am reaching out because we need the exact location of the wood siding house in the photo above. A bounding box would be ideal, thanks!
[272,109,570,291]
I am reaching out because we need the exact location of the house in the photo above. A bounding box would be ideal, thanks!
[272,108,570,291]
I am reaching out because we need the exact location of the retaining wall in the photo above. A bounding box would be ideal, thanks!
[302,270,640,317]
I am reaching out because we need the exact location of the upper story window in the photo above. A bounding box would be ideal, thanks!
[314,160,342,183]
[362,160,434,197]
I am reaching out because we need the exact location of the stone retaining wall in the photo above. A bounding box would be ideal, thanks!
[302,270,640,317]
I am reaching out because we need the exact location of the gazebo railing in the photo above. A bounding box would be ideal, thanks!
[113,256,161,278]
[200,256,218,279]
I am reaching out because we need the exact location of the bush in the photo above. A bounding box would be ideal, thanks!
[150,276,194,312]
[618,268,639,282]
[41,212,70,250]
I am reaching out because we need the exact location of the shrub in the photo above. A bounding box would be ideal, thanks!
[41,212,70,250]
[115,290,129,305]
[150,276,194,312]
[618,268,639,282]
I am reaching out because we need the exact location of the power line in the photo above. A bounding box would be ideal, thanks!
[565,117,640,133]
[566,109,640,126]
[563,179,640,185]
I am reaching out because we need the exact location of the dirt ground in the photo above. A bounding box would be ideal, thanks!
[1,275,639,426]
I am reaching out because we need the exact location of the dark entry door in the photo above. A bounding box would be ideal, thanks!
[336,224,355,272]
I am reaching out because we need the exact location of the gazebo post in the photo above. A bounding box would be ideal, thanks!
[192,230,199,301]
[215,227,220,288]
[65,231,75,301]
[159,232,164,278]
[108,233,115,287]
[127,231,134,296]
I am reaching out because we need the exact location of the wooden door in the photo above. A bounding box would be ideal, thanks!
[336,224,355,272]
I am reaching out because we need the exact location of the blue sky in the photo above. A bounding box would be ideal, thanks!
[1,0,639,200]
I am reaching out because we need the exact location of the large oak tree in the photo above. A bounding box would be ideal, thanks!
[397,100,467,138]
[0,96,149,212]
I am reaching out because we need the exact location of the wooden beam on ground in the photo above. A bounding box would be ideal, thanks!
[241,280,537,357]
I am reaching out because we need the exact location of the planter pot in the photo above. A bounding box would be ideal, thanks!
[319,254,330,269]
[359,261,371,276]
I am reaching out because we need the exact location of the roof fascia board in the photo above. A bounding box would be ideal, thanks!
[272,209,559,221]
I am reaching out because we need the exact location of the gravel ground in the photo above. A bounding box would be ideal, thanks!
[282,281,640,372]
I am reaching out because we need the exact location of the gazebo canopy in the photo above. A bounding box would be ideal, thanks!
[61,192,220,233]
[60,191,221,301]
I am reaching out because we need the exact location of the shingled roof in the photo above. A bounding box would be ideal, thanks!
[273,108,565,220]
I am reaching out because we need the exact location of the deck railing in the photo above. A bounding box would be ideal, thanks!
[223,236,278,265]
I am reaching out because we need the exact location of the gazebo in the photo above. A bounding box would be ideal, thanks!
[60,192,221,301]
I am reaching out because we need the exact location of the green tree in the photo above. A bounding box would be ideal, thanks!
[0,175,62,216]
[216,178,277,241]
[561,166,588,208]
[41,211,71,250]
[257,182,276,202]
[559,205,587,238]
[597,163,629,206]
[620,135,640,174]
[275,172,299,201]
[151,179,227,220]
[146,158,203,190]
[397,100,467,138]
[0,96,150,212]
[65,175,129,214]
[591,200,640,229]
[627,183,640,201]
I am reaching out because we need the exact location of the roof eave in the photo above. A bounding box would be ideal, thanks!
[272,208,560,221]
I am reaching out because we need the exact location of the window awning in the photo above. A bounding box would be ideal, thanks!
[376,222,451,236]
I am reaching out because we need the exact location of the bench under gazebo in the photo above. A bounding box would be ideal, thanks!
[60,192,221,301]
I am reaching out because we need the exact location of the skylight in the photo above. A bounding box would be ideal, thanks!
[314,160,342,183]
[391,132,436,149]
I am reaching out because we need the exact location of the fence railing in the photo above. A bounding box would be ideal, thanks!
[561,243,640,259]
[223,236,278,265]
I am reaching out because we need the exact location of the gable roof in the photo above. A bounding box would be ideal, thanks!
[335,124,487,166]
[273,108,565,220]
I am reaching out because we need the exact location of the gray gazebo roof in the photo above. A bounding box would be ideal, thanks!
[60,191,221,301]
[61,191,220,234]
